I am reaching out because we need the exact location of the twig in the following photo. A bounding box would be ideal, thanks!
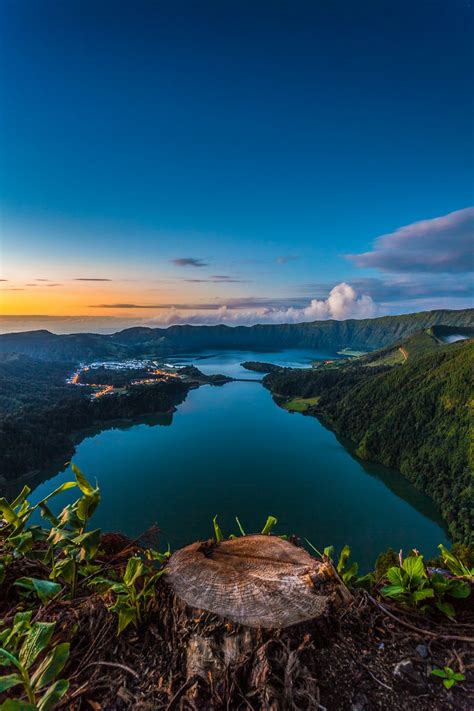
[166,675,199,710]
[80,660,140,679]
[364,666,393,691]
[367,594,474,643]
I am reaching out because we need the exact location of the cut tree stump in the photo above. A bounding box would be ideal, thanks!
[166,534,350,629]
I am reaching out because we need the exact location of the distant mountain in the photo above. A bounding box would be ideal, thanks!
[1,309,473,362]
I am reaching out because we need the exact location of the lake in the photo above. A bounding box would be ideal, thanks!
[28,349,449,571]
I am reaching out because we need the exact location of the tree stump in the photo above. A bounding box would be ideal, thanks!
[167,535,349,629]
[161,535,351,708]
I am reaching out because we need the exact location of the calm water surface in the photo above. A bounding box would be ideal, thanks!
[29,349,449,571]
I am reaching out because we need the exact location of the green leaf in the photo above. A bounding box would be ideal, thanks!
[435,600,456,618]
[447,581,471,598]
[71,464,95,496]
[117,606,136,634]
[0,499,19,526]
[76,493,100,523]
[431,668,447,678]
[10,487,31,510]
[37,678,69,711]
[261,516,277,535]
[213,515,224,542]
[386,567,404,586]
[19,622,55,670]
[50,558,75,584]
[342,561,358,583]
[73,529,101,560]
[123,557,144,588]
[443,679,455,689]
[0,648,22,672]
[453,673,465,681]
[0,673,22,692]
[413,588,434,602]
[0,701,37,710]
[141,569,166,596]
[40,481,77,505]
[38,502,59,526]
[403,555,426,581]
[381,584,405,598]
[14,578,61,603]
[323,545,334,559]
[31,643,69,690]
[354,572,375,591]
[235,516,246,536]
[337,545,351,573]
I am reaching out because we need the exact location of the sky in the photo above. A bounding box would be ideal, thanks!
[0,0,472,333]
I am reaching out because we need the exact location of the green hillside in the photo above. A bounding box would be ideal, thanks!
[264,339,474,543]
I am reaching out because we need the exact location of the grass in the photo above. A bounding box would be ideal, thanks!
[283,396,320,412]
[363,349,406,367]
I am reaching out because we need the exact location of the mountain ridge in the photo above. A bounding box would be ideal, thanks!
[1,308,473,361]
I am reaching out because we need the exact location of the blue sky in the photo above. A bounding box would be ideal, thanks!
[0,0,472,331]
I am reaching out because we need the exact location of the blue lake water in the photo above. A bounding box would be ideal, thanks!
[28,349,449,571]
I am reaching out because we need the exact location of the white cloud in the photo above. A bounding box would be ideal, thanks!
[144,283,377,326]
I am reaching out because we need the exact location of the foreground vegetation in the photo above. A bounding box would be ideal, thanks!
[0,470,473,709]
[265,338,473,544]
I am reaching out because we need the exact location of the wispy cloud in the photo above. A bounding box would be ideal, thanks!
[301,275,474,303]
[90,302,221,310]
[182,274,250,283]
[348,207,474,273]
[35,278,50,281]
[74,277,112,281]
[172,257,208,267]
[275,255,300,264]
[46,283,63,287]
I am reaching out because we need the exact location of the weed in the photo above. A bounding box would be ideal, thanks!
[431,666,465,690]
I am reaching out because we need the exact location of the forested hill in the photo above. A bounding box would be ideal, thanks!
[264,338,474,544]
[0,308,473,361]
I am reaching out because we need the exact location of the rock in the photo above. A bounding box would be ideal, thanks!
[416,643,429,659]
[351,692,369,711]
[166,534,351,628]
[394,659,414,678]
[393,659,428,694]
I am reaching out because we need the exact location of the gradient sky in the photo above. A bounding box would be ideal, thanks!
[0,0,472,332]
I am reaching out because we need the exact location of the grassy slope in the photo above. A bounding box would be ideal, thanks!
[265,339,473,543]
[283,396,320,412]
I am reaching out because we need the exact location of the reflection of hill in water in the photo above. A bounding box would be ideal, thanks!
[5,411,174,499]
[316,417,448,535]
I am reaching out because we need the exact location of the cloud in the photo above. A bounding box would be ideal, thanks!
[46,283,63,287]
[276,255,300,264]
[0,279,8,282]
[92,283,377,325]
[74,278,112,281]
[90,302,222,310]
[348,207,474,273]
[35,278,50,281]
[182,275,250,283]
[172,257,208,267]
